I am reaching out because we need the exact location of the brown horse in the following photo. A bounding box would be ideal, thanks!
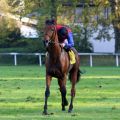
[43,22,81,115]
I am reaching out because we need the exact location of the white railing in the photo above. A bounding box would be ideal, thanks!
[0,53,120,67]
[0,53,44,66]
[78,53,120,67]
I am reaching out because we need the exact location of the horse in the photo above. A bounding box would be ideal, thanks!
[43,21,81,115]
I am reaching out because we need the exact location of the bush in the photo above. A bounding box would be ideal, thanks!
[0,38,46,53]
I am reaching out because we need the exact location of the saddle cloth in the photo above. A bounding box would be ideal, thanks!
[68,50,76,64]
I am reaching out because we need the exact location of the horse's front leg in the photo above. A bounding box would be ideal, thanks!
[43,75,52,115]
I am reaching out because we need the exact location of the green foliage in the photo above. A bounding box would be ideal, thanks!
[25,39,45,53]
[7,0,24,14]
[72,25,93,52]
[109,0,120,52]
[0,38,45,53]
[1,0,120,52]
[0,0,10,12]
[0,17,21,48]
[0,18,9,39]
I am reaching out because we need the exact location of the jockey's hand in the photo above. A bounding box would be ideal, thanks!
[64,39,68,44]
[60,43,65,48]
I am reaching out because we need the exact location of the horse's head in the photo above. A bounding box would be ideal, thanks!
[43,19,57,48]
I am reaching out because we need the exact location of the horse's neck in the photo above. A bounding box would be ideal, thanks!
[49,43,61,59]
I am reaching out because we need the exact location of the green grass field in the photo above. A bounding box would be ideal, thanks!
[0,66,120,120]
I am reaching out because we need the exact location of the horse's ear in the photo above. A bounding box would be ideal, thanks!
[51,19,56,25]
[45,19,56,25]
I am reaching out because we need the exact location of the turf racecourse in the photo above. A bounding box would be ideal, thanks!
[0,66,120,120]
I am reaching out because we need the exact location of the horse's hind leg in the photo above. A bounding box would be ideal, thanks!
[43,75,52,115]
[58,78,68,111]
[68,72,77,113]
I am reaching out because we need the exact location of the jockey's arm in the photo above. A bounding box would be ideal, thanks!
[64,32,74,49]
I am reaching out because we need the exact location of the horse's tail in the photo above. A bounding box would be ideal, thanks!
[69,68,81,83]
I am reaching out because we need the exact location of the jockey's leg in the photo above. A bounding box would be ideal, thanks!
[70,47,78,55]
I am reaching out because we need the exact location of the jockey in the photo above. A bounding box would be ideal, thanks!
[56,25,76,64]
[56,25,74,51]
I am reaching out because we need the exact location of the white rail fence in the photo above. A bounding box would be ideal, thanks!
[0,53,120,67]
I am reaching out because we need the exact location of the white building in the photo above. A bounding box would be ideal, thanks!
[20,25,39,38]
[90,38,115,53]
[89,26,115,53]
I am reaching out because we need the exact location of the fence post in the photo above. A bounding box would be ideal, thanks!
[10,53,18,66]
[14,54,17,66]
[39,54,42,66]
[35,53,42,66]
[116,55,119,67]
[90,54,93,67]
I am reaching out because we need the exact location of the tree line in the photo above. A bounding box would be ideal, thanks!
[0,0,120,53]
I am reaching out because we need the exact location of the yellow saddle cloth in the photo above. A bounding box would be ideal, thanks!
[68,50,76,64]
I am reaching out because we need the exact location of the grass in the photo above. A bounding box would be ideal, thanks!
[0,66,120,120]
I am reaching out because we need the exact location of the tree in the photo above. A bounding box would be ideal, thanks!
[2,0,120,52]
[24,0,94,52]
[0,0,10,12]
[0,17,21,47]
[8,0,24,15]
[109,0,120,52]
[71,0,120,53]
[0,0,21,47]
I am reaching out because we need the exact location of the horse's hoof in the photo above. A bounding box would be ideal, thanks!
[68,109,72,113]
[42,111,48,115]
[68,105,73,113]
[68,107,73,113]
